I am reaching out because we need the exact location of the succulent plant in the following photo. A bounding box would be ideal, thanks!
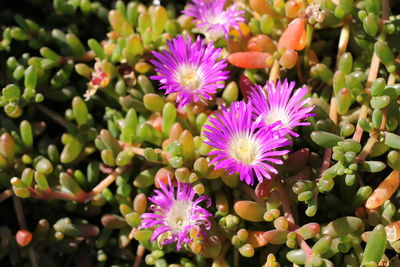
[1,0,400,266]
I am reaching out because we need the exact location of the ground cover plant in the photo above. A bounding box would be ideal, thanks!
[1,0,400,266]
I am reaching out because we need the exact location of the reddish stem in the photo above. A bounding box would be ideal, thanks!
[273,175,296,230]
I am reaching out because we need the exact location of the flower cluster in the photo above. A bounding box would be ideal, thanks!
[204,101,291,185]
[183,0,246,40]
[145,3,313,251]
[203,79,313,185]
[150,34,313,186]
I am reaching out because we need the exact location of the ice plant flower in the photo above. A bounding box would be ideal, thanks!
[249,79,314,137]
[150,35,229,109]
[183,0,245,40]
[203,101,291,185]
[140,179,212,251]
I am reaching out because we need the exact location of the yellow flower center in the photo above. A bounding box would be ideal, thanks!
[178,66,202,91]
[228,134,260,164]
[264,108,291,127]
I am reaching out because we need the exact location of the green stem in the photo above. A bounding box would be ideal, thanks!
[13,196,39,267]
[303,24,314,69]
[274,175,296,230]
[353,4,389,141]
[335,23,350,69]
[320,22,350,175]
[36,104,69,129]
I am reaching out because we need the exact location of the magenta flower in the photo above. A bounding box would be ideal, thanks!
[150,35,229,109]
[183,0,246,40]
[140,179,212,251]
[249,80,314,137]
[203,101,291,185]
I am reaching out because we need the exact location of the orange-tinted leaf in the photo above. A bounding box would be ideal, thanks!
[155,167,175,188]
[278,18,306,51]
[279,49,298,69]
[366,170,400,209]
[247,230,269,248]
[386,220,400,242]
[295,27,307,50]
[230,23,250,37]
[227,35,251,53]
[247,34,277,53]
[228,52,272,69]
[250,0,282,18]
[285,0,301,19]
[151,116,162,131]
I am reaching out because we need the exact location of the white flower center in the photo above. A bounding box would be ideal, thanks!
[265,108,291,127]
[165,200,193,231]
[228,133,261,164]
[177,65,203,91]
[207,14,226,25]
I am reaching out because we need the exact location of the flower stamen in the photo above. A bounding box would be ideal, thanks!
[177,66,203,91]
[228,134,261,164]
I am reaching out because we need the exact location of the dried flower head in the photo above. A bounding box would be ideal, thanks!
[84,61,111,100]
[151,35,229,109]
[140,179,212,251]
[249,80,314,137]
[203,101,291,185]
[183,0,246,40]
